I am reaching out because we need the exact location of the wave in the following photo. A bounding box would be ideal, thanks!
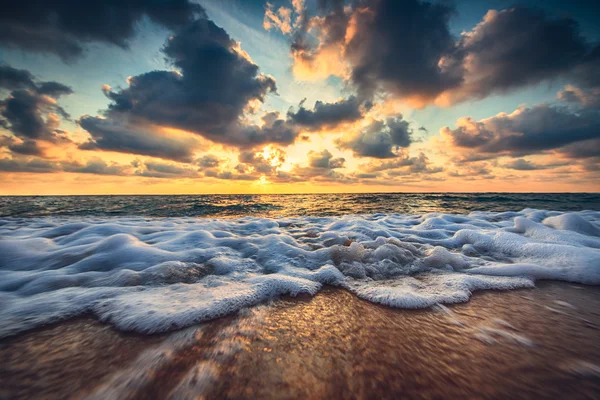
[0,209,599,337]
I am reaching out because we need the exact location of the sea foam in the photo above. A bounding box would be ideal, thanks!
[0,209,598,337]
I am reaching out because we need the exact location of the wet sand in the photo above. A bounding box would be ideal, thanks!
[1,282,600,399]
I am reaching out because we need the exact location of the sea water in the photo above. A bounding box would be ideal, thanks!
[0,193,598,337]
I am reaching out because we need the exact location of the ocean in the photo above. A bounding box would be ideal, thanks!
[0,193,599,338]
[1,192,599,217]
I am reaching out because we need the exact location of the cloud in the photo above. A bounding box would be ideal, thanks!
[0,65,37,91]
[281,0,459,99]
[78,115,200,163]
[237,147,286,175]
[197,154,221,168]
[1,90,68,141]
[557,42,600,111]
[0,137,44,156]
[570,43,600,89]
[557,85,600,108]
[441,104,600,156]
[361,151,442,175]
[36,82,73,98]
[285,164,351,183]
[204,169,257,181]
[448,164,494,179]
[0,66,73,156]
[346,0,460,101]
[92,16,298,148]
[290,0,352,80]
[0,0,203,61]
[336,116,413,158]
[234,112,298,148]
[558,139,600,159]
[62,158,129,175]
[581,157,600,172]
[264,3,293,34]
[133,160,198,179]
[439,7,590,104]
[0,156,131,175]
[287,96,366,130]
[307,149,345,169]
[0,157,60,173]
[502,158,567,171]
[274,1,599,106]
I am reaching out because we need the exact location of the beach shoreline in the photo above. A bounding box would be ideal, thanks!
[1,281,600,399]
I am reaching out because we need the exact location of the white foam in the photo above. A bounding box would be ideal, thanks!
[0,209,599,337]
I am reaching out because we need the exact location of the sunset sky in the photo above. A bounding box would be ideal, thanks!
[0,0,598,194]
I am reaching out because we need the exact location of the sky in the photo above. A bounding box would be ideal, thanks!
[0,0,598,194]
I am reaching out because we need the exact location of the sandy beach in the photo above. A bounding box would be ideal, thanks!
[1,281,599,399]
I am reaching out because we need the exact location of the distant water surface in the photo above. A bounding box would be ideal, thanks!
[1,193,598,218]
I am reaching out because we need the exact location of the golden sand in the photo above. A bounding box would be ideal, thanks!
[1,282,599,399]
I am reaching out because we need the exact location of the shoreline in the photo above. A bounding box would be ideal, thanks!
[1,281,600,399]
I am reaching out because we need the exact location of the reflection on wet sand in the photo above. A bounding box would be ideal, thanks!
[1,282,600,399]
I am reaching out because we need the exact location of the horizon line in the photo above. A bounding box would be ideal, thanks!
[1,191,598,197]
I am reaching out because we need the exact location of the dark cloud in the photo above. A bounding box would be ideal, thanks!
[442,105,600,156]
[197,154,221,168]
[292,0,349,64]
[286,165,350,183]
[558,139,600,159]
[94,16,296,148]
[0,155,133,176]
[570,43,600,90]
[502,158,567,171]
[284,2,599,106]
[0,0,203,61]
[1,90,68,141]
[557,85,600,108]
[361,152,443,174]
[307,149,345,169]
[336,116,412,158]
[557,43,600,109]
[287,96,365,130]
[234,113,298,147]
[448,165,494,179]
[0,65,36,91]
[444,7,589,103]
[4,139,44,156]
[204,168,257,181]
[0,65,73,154]
[62,159,129,175]
[78,116,199,163]
[134,160,198,178]
[450,153,500,165]
[36,82,73,98]
[288,0,460,100]
[316,0,348,42]
[346,0,460,101]
[0,157,59,173]
[0,155,199,177]
[581,157,600,172]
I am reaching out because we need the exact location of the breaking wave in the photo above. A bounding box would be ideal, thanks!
[0,209,598,337]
